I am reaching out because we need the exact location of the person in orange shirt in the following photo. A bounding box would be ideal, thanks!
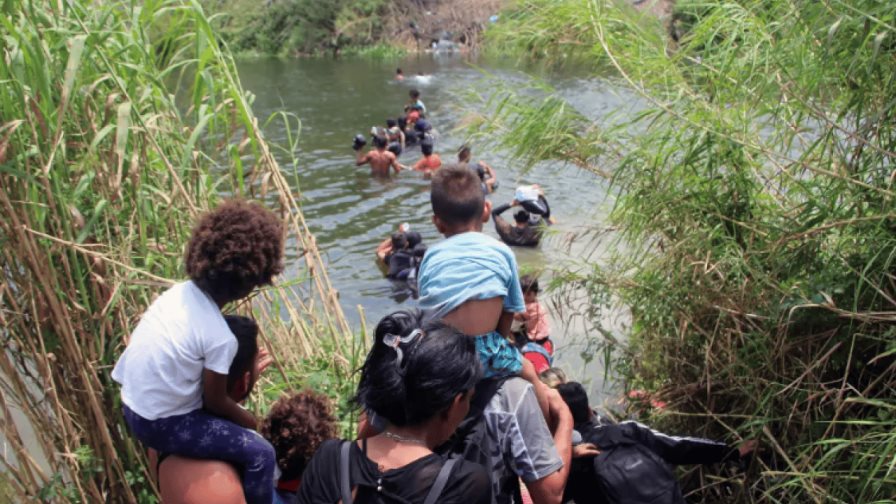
[411,139,442,177]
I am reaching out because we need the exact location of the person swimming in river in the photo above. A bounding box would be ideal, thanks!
[112,200,284,504]
[395,67,404,81]
[416,165,552,418]
[412,138,442,177]
[353,133,401,177]
[458,145,497,195]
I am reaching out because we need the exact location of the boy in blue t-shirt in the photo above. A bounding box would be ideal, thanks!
[418,165,549,416]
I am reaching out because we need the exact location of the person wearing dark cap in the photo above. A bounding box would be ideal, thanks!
[491,200,546,247]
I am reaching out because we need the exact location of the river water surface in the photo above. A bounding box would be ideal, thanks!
[238,54,633,399]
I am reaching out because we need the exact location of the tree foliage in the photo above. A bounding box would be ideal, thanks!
[482,0,896,501]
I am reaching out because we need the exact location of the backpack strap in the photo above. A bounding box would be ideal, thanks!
[339,441,353,504]
[422,458,457,504]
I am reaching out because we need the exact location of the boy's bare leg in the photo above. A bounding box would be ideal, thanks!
[520,357,550,420]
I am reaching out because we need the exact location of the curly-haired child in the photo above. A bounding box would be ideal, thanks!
[112,199,284,504]
[260,390,338,504]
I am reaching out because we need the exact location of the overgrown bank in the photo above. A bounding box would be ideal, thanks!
[481,0,896,501]
[201,0,505,56]
[0,0,353,501]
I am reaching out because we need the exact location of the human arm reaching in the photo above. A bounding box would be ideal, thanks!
[202,369,256,430]
[525,388,573,504]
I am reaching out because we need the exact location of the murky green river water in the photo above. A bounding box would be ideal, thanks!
[238,54,634,399]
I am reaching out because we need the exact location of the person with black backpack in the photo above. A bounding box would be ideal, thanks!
[557,382,756,504]
[297,310,492,504]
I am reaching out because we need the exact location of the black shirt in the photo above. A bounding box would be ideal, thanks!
[492,203,544,247]
[298,439,492,504]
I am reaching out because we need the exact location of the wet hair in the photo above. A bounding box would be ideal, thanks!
[405,231,422,248]
[224,315,259,394]
[409,89,420,99]
[430,165,486,227]
[259,390,337,481]
[421,141,434,156]
[355,310,482,427]
[557,381,591,426]
[514,210,531,224]
[539,367,568,388]
[457,145,471,163]
[396,68,403,74]
[520,274,540,295]
[373,135,388,148]
[185,200,284,304]
[386,118,397,128]
[391,232,408,250]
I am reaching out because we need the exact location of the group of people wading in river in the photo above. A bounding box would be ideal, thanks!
[112,73,756,504]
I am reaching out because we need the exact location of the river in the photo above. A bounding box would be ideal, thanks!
[237,54,633,401]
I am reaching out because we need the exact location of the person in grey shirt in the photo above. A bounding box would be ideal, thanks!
[484,377,575,504]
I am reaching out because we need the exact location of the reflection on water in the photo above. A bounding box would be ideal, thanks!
[237,54,633,400]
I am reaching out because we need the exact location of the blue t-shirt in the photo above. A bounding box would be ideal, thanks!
[417,232,525,318]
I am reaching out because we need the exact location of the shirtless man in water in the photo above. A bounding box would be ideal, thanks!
[355,135,402,176]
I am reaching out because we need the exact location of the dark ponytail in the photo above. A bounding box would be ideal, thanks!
[355,309,481,427]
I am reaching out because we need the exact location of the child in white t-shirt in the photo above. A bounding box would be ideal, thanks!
[112,199,284,504]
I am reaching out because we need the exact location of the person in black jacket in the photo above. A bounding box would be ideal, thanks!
[556,382,756,504]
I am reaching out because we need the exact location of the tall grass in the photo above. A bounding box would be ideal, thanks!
[0,0,353,501]
[480,0,896,501]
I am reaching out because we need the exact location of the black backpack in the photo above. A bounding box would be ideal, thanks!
[589,424,684,504]
[436,378,519,504]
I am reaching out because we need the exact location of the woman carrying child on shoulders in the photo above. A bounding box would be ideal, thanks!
[112,199,284,504]
[298,310,492,504]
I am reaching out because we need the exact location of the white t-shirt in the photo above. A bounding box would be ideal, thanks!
[111,281,237,420]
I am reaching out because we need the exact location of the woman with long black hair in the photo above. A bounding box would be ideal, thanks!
[298,310,491,504]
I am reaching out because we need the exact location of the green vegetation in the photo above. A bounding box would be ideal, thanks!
[202,0,402,57]
[0,0,352,501]
[481,0,896,501]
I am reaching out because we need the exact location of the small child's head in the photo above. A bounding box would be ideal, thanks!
[421,140,434,156]
[430,165,489,235]
[409,89,420,100]
[520,274,540,303]
[405,231,422,249]
[224,315,259,400]
[391,232,409,250]
[185,200,284,305]
[514,210,531,225]
[457,145,472,163]
[396,68,403,75]
[259,390,337,482]
[372,135,388,149]
[386,118,397,128]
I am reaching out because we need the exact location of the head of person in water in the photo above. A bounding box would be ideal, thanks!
[391,232,409,251]
[457,145,472,163]
[259,390,337,483]
[514,209,531,227]
[405,231,422,249]
[386,118,398,129]
[396,68,403,76]
[355,310,481,440]
[430,164,490,236]
[185,200,284,306]
[372,135,388,149]
[421,140,435,157]
[557,381,593,427]
[409,89,421,100]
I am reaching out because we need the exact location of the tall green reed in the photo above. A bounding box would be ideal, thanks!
[0,0,352,501]
[479,0,896,501]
